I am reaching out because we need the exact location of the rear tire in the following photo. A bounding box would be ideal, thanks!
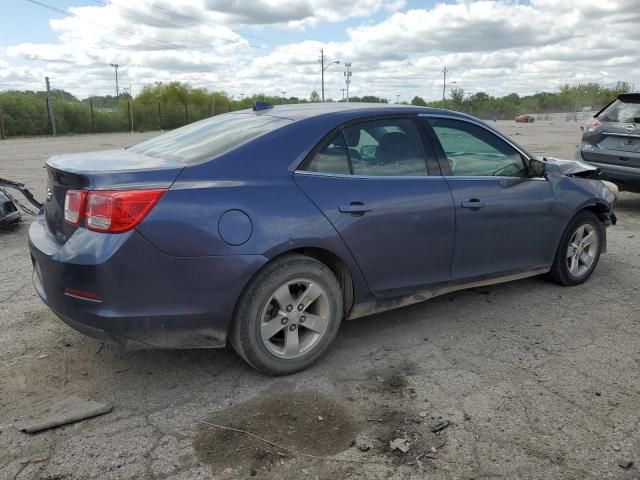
[230,254,343,375]
[548,211,603,286]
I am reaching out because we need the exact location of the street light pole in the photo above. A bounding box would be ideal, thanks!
[110,63,119,106]
[320,48,340,102]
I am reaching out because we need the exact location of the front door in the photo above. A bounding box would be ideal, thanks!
[294,116,455,297]
[424,116,559,280]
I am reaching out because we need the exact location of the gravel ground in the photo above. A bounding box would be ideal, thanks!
[1,122,639,480]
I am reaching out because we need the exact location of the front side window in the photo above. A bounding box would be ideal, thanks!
[429,118,526,177]
[343,118,428,176]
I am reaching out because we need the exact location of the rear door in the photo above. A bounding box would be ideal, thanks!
[422,115,558,280]
[294,116,455,297]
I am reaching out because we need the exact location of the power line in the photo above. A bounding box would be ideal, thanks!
[24,0,188,51]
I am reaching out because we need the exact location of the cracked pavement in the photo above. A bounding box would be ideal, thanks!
[1,122,639,479]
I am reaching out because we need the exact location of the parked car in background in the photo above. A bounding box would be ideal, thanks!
[578,92,640,192]
[515,114,535,123]
[29,103,618,375]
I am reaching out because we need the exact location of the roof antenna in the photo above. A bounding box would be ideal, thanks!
[253,101,273,111]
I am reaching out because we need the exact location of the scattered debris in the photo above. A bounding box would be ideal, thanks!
[389,438,411,453]
[317,416,324,421]
[37,354,48,360]
[595,391,601,397]
[464,413,471,421]
[355,436,373,452]
[611,444,621,452]
[432,421,450,433]
[367,417,385,422]
[618,459,633,469]
[15,396,112,433]
[431,446,437,453]
[419,411,428,418]
[376,376,385,383]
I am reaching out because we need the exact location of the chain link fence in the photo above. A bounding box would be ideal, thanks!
[0,99,236,139]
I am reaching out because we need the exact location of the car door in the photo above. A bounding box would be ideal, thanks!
[294,116,455,297]
[422,115,558,280]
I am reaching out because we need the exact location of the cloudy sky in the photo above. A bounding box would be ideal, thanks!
[0,0,638,102]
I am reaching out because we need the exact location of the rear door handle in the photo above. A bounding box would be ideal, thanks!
[461,199,485,209]
[339,202,371,215]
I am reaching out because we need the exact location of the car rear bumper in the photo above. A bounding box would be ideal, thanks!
[28,215,267,348]
[578,150,640,191]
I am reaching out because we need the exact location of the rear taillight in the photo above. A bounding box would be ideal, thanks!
[586,117,602,132]
[64,190,87,225]
[64,189,165,233]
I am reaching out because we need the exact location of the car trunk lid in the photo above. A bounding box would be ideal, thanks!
[45,149,183,244]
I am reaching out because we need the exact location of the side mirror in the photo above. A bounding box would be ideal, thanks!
[528,158,546,177]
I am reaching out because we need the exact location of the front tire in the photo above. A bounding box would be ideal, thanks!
[230,254,343,375]
[548,211,603,286]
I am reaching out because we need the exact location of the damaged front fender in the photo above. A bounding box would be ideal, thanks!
[544,157,600,178]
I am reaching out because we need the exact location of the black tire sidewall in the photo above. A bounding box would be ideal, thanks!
[552,211,603,286]
[232,255,343,375]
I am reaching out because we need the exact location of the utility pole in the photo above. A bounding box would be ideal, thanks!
[320,48,324,102]
[442,66,448,104]
[344,62,352,102]
[281,91,286,101]
[110,63,119,107]
[396,94,400,104]
[341,88,346,100]
[45,76,57,136]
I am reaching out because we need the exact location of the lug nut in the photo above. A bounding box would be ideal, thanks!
[286,305,293,312]
[297,304,304,311]
[289,324,297,331]
[281,317,288,325]
[300,316,306,323]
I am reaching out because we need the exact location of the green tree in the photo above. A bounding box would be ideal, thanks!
[310,90,321,103]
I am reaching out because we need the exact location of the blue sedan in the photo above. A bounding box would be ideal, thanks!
[29,103,618,374]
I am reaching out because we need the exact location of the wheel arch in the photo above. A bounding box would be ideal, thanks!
[228,245,357,341]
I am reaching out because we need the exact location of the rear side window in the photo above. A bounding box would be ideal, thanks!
[344,118,428,176]
[129,113,290,164]
[599,97,640,123]
[304,133,351,175]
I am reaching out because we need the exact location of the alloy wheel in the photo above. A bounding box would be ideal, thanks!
[259,278,332,359]
[566,223,598,278]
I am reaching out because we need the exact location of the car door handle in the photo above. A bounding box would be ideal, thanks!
[339,202,371,215]
[461,199,485,209]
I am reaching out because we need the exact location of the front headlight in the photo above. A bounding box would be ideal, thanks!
[601,180,619,203]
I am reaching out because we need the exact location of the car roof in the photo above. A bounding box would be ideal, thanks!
[234,102,469,122]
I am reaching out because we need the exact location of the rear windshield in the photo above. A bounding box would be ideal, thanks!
[129,113,290,164]
[598,97,640,123]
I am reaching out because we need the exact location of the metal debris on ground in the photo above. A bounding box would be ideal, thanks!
[618,459,633,469]
[432,420,450,433]
[15,396,112,433]
[389,438,411,453]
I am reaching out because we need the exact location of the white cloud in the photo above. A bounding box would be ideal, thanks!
[0,0,637,101]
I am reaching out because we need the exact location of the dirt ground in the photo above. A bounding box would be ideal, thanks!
[1,121,639,480]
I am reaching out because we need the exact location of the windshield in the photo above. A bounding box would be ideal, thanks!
[129,113,291,164]
[598,97,640,123]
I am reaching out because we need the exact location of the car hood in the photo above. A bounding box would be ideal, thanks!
[544,157,600,177]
